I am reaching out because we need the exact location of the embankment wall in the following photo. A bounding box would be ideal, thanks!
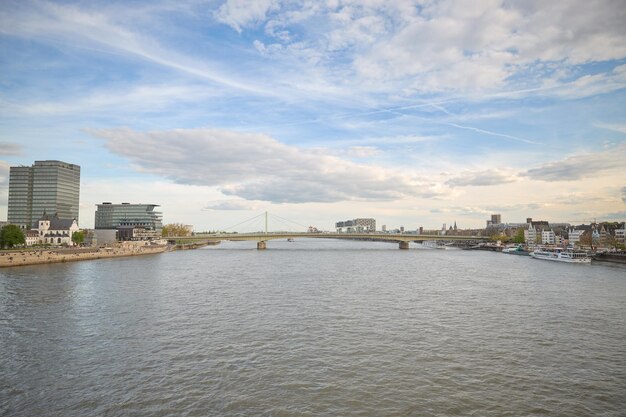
[0,245,167,267]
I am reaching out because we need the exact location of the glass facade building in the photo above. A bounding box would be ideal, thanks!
[95,203,163,231]
[8,160,81,228]
[335,218,376,233]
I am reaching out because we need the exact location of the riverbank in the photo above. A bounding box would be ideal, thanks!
[464,245,626,265]
[169,241,220,250]
[593,252,626,264]
[0,243,167,267]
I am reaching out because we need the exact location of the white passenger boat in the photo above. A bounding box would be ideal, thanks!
[530,248,591,263]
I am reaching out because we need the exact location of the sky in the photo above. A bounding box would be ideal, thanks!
[1,0,625,232]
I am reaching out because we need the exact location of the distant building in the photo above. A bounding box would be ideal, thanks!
[542,230,556,245]
[568,229,585,245]
[592,228,601,244]
[24,230,39,246]
[117,226,161,241]
[615,228,625,244]
[95,202,163,232]
[92,229,118,246]
[525,224,538,245]
[35,212,79,246]
[336,218,376,233]
[8,160,80,229]
[491,214,501,224]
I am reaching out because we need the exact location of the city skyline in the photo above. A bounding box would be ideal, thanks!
[1,1,625,231]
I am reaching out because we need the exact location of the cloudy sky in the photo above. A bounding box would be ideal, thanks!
[1,0,625,231]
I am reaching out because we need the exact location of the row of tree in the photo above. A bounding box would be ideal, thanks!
[161,223,192,237]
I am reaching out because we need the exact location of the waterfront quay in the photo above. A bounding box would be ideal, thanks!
[0,243,166,267]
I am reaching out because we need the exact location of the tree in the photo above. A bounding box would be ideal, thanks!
[578,231,592,248]
[162,223,192,237]
[490,234,510,243]
[513,228,525,244]
[72,230,85,246]
[0,225,26,249]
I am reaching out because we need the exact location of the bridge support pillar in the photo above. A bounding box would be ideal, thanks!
[399,241,409,250]
[257,241,267,250]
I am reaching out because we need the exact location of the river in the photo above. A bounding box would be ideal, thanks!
[1,239,625,416]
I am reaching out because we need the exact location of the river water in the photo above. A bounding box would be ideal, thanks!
[1,239,625,416]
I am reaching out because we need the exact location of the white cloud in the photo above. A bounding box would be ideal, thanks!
[222,0,626,96]
[4,84,221,116]
[430,206,492,217]
[0,1,272,95]
[445,169,518,187]
[596,122,626,135]
[0,143,22,156]
[204,200,260,210]
[5,0,625,109]
[522,143,626,181]
[88,127,442,204]
[344,146,381,158]
[544,64,626,99]
[215,0,279,33]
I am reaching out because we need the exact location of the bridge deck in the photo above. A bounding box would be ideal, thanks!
[174,232,486,243]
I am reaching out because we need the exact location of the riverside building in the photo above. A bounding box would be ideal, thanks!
[8,160,80,229]
[95,202,163,232]
[336,218,376,233]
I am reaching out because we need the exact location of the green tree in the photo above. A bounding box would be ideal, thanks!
[72,230,85,246]
[490,234,510,243]
[513,228,525,244]
[0,225,26,249]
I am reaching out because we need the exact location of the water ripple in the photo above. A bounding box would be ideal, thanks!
[1,240,625,416]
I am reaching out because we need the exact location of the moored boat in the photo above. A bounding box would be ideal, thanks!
[502,245,530,256]
[530,248,591,263]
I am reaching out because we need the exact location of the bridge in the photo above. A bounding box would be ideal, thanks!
[169,212,487,250]
[173,233,487,250]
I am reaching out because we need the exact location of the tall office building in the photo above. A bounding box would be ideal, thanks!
[95,203,163,231]
[8,160,81,228]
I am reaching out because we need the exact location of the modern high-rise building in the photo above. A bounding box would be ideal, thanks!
[8,160,81,228]
[95,202,163,231]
